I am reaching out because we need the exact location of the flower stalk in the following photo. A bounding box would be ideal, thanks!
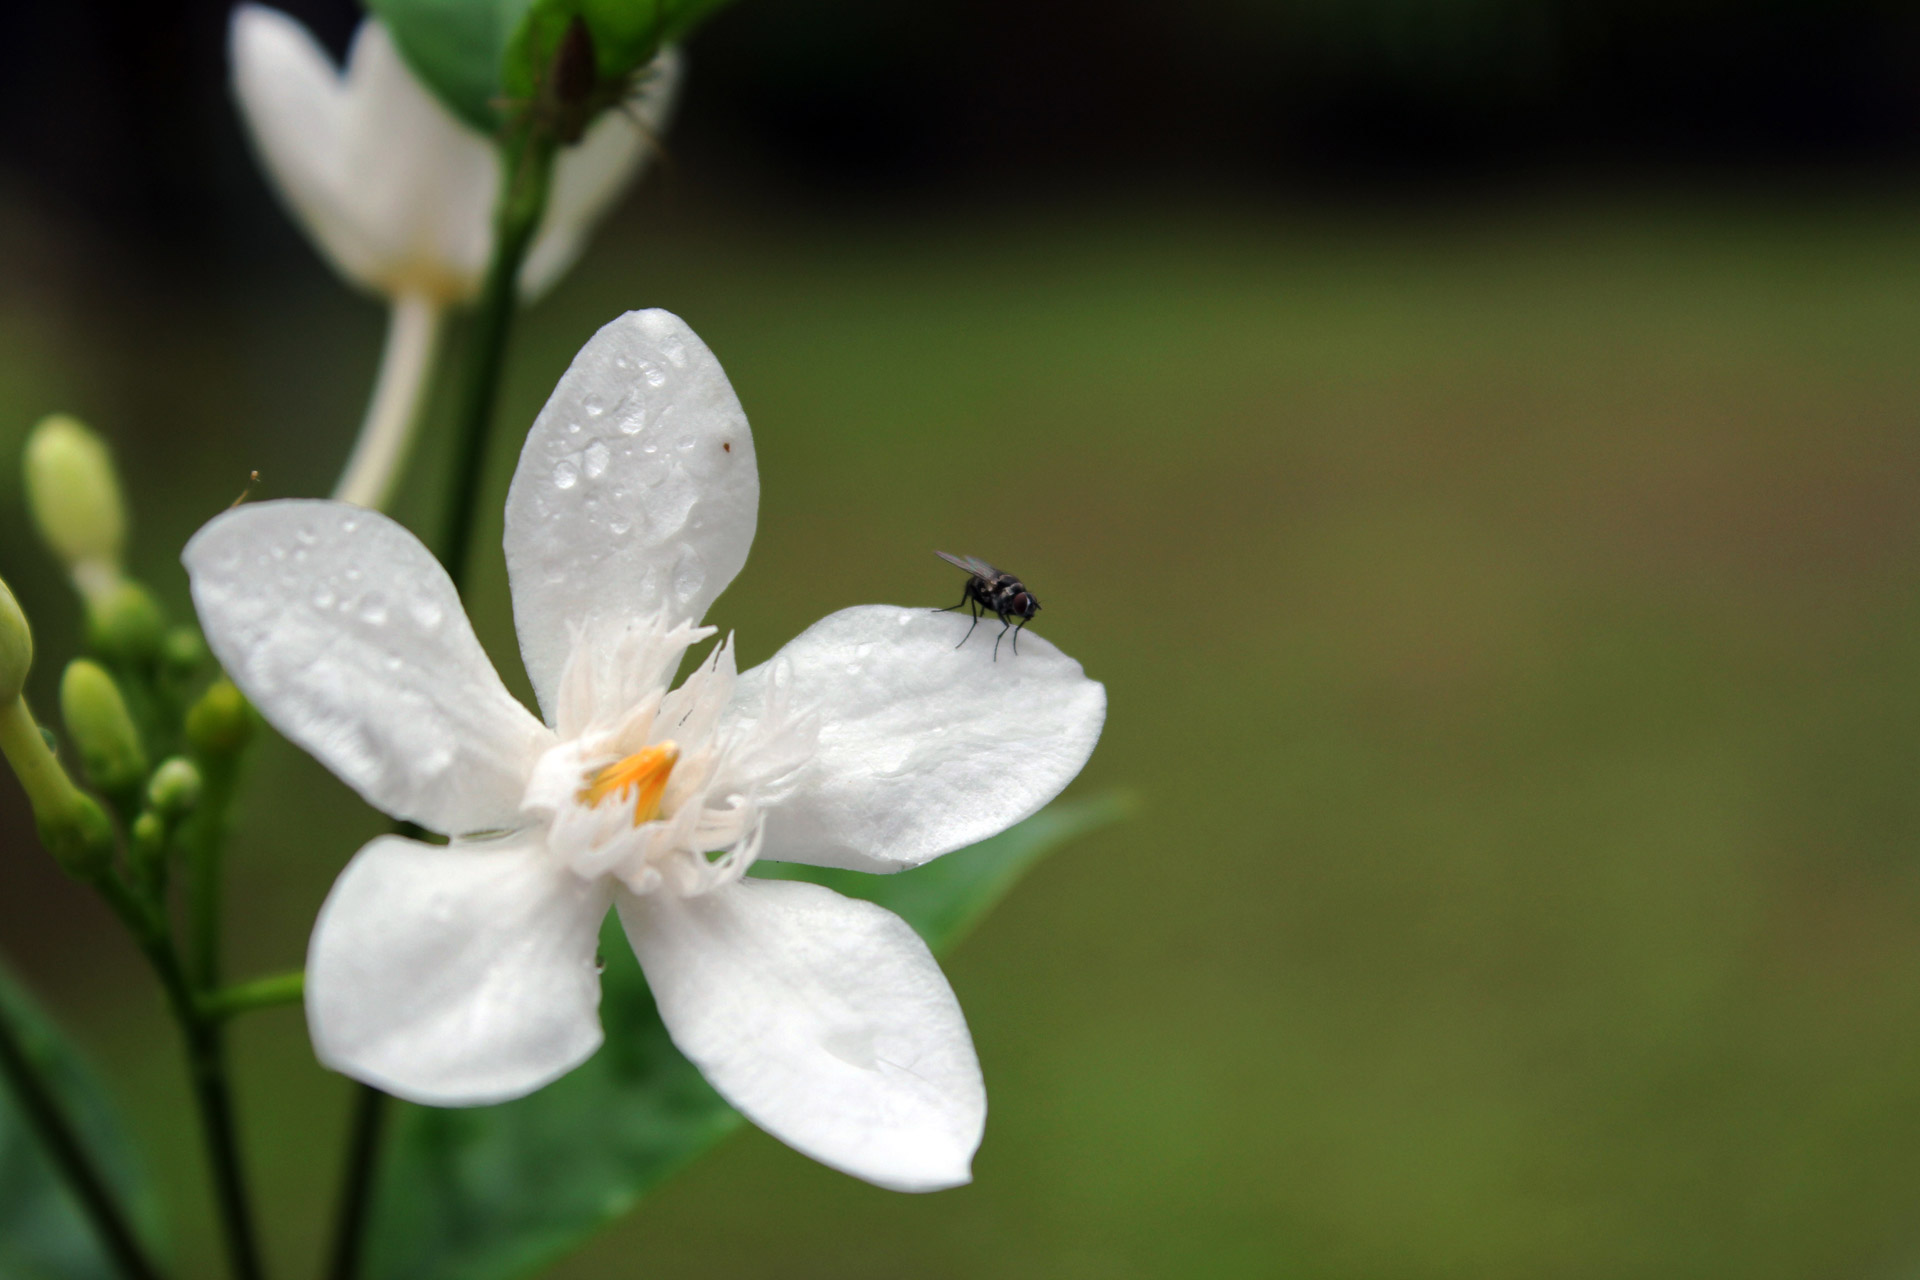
[332,293,445,511]
[439,134,556,588]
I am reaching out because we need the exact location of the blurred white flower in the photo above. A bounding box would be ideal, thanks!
[229,5,679,303]
[184,310,1107,1192]
[229,5,681,510]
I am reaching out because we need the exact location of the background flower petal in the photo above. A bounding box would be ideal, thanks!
[621,877,983,1192]
[734,605,1107,872]
[184,500,552,836]
[504,310,759,723]
[230,5,383,288]
[520,50,684,300]
[308,834,608,1107]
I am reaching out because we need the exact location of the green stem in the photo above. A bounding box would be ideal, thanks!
[201,971,305,1022]
[438,134,556,591]
[325,137,556,1280]
[0,980,168,1280]
[182,750,242,992]
[93,877,266,1280]
[324,1085,388,1280]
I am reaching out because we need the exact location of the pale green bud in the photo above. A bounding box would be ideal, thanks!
[41,792,115,879]
[161,626,206,675]
[185,679,253,756]
[146,756,202,817]
[60,659,147,796]
[129,810,167,867]
[0,576,31,703]
[84,581,165,665]
[24,415,126,582]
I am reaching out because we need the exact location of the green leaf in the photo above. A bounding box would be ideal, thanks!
[366,0,537,134]
[369,0,735,135]
[0,960,165,1280]
[366,793,1129,1280]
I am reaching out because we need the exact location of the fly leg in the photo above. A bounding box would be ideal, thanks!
[933,586,972,614]
[1010,614,1030,655]
[992,611,1014,661]
[956,598,982,649]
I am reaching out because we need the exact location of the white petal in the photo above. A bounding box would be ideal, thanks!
[733,606,1106,872]
[307,833,608,1106]
[520,50,683,300]
[229,10,494,299]
[504,310,759,722]
[621,878,983,1191]
[184,500,552,835]
[229,6,379,288]
[337,18,495,296]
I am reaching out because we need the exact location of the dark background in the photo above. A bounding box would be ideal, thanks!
[6,2,1920,1277]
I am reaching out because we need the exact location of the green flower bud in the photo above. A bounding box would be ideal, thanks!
[185,679,254,757]
[129,810,167,865]
[24,415,126,584]
[40,791,115,879]
[0,576,31,704]
[84,580,165,665]
[146,756,202,817]
[60,659,148,797]
[161,626,206,675]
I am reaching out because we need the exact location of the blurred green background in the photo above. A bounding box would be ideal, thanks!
[7,0,1920,1276]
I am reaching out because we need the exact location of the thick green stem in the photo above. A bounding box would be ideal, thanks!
[324,1085,388,1280]
[92,876,266,1280]
[181,750,241,992]
[0,981,167,1280]
[438,135,556,590]
[326,138,555,1280]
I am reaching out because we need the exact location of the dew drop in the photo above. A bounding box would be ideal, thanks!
[676,437,696,452]
[311,587,335,609]
[609,517,631,535]
[582,393,606,418]
[294,524,317,546]
[661,339,687,367]
[358,593,389,625]
[340,517,358,534]
[583,441,611,479]
[411,599,444,630]
[552,459,579,490]
[641,362,667,388]
[641,442,658,454]
[566,421,581,435]
[618,411,645,436]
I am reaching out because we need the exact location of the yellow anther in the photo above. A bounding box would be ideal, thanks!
[577,741,680,826]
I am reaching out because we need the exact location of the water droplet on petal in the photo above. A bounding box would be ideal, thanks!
[358,593,388,625]
[610,518,631,535]
[294,524,317,546]
[641,442,658,454]
[618,411,645,436]
[582,393,606,418]
[676,437,696,452]
[311,587,335,609]
[411,599,443,630]
[552,460,579,490]
[583,441,611,479]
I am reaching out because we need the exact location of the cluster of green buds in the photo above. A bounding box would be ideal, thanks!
[2,415,255,904]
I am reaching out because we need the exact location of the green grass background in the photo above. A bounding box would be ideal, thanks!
[4,192,1920,1278]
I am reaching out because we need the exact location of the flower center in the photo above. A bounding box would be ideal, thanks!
[576,741,680,826]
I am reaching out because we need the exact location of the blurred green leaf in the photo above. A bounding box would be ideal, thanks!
[371,0,731,135]
[0,960,164,1280]
[366,0,536,134]
[365,792,1128,1280]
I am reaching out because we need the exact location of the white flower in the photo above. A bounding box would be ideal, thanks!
[229,5,680,304]
[183,310,1106,1192]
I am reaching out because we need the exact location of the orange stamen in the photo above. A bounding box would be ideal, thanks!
[577,741,679,826]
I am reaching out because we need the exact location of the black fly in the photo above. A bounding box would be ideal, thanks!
[933,551,1040,660]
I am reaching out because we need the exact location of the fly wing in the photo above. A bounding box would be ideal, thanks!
[934,550,1000,579]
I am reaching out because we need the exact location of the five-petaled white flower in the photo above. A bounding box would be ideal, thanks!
[184,310,1106,1192]
[229,5,680,304]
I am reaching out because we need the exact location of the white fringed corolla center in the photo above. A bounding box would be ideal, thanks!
[521,618,816,897]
